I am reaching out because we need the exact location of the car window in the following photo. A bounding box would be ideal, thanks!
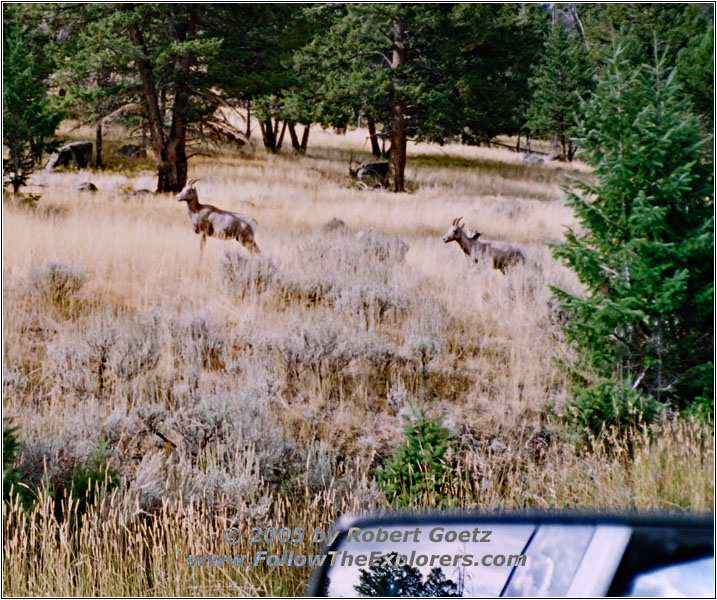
[624,556,715,597]
[503,525,595,596]
[325,523,536,597]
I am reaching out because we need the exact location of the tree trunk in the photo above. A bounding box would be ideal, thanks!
[128,21,169,191]
[245,101,252,138]
[276,121,287,150]
[95,67,109,170]
[288,123,301,151]
[163,8,195,191]
[95,122,103,169]
[300,124,310,153]
[273,118,281,140]
[387,16,407,193]
[260,116,277,152]
[10,146,21,193]
[387,104,407,193]
[160,88,167,124]
[127,13,191,192]
[367,117,381,157]
[140,120,147,158]
[567,140,577,161]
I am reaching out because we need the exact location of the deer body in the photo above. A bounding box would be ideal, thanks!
[177,180,259,254]
[442,217,525,273]
[348,155,390,188]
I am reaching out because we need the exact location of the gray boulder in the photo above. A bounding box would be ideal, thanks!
[523,153,544,165]
[76,182,98,192]
[46,142,93,170]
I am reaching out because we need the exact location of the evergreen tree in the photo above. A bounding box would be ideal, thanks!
[298,4,545,191]
[47,4,141,169]
[46,4,223,192]
[298,3,428,192]
[580,3,713,69]
[3,5,64,192]
[525,26,594,161]
[205,4,315,153]
[553,40,714,432]
[3,422,35,511]
[423,567,461,597]
[578,4,713,136]
[439,3,547,145]
[355,555,459,597]
[375,409,457,508]
[675,25,714,133]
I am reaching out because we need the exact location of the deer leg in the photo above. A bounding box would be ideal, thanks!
[493,257,505,273]
[199,233,207,259]
[239,233,260,254]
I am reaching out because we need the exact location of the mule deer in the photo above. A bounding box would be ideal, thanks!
[176,179,260,255]
[442,217,525,273]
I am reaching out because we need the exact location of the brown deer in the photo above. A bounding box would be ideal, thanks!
[442,217,525,273]
[176,179,259,255]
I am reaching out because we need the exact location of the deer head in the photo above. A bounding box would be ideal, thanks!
[176,179,199,203]
[442,217,466,243]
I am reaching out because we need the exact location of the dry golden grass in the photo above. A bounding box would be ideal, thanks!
[3,121,712,596]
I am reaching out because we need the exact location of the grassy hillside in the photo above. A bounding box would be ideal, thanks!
[3,122,712,596]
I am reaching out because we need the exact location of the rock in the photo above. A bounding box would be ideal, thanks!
[46,142,93,170]
[76,182,98,192]
[131,188,154,196]
[114,144,141,158]
[522,153,544,165]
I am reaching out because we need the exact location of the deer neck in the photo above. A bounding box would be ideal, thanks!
[185,197,202,213]
[456,231,476,256]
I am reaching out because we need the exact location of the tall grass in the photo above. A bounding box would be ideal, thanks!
[3,122,712,595]
[3,419,711,596]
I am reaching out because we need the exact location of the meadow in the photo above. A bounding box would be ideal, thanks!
[3,121,712,596]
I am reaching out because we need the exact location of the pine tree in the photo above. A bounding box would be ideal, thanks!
[553,41,714,432]
[375,409,456,507]
[298,4,545,191]
[355,556,459,597]
[3,6,64,192]
[525,26,593,161]
[44,4,224,192]
[675,25,714,132]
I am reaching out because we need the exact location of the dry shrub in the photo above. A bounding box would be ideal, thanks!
[170,312,226,370]
[275,317,360,390]
[27,260,86,311]
[399,295,450,380]
[335,282,409,330]
[220,251,278,298]
[10,399,109,491]
[3,418,709,596]
[46,311,162,398]
[2,126,711,596]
